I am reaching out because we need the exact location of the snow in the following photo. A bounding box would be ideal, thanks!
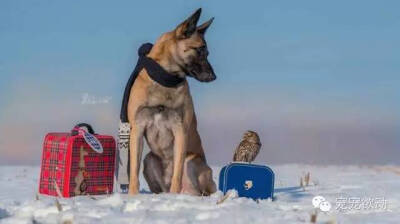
[1,165,400,223]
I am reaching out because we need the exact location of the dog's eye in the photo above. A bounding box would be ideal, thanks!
[193,46,207,57]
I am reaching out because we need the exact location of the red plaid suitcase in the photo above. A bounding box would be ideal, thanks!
[39,123,116,197]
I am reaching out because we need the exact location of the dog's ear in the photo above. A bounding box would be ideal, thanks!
[175,8,202,39]
[197,17,214,35]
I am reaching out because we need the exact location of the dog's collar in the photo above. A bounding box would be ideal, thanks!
[137,43,185,87]
[120,43,185,122]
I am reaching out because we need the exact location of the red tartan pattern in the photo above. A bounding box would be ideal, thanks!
[39,132,116,197]
[69,137,115,196]
[39,133,69,196]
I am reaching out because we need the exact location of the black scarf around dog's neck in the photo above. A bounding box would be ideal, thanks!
[120,43,185,122]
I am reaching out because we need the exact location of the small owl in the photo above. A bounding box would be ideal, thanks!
[233,130,261,163]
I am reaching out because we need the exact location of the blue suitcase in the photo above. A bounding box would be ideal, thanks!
[219,163,275,200]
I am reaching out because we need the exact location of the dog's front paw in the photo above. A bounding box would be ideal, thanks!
[169,183,181,193]
[128,187,139,195]
[128,182,139,195]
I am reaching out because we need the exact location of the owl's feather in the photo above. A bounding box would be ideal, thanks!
[233,131,261,162]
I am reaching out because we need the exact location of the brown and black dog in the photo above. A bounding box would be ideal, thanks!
[127,8,217,196]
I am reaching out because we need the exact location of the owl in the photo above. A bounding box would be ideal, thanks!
[233,130,261,163]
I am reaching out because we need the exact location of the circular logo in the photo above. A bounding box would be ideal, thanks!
[319,201,332,212]
[312,195,331,212]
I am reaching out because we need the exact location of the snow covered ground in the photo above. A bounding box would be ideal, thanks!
[0,164,399,224]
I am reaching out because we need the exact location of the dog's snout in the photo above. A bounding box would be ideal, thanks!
[210,74,216,81]
[197,72,216,82]
[206,71,216,82]
[208,74,216,82]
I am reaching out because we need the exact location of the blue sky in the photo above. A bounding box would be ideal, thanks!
[1,0,399,165]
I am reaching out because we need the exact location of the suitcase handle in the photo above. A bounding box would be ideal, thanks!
[71,123,95,135]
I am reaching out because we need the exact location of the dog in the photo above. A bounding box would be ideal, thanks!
[127,8,217,196]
